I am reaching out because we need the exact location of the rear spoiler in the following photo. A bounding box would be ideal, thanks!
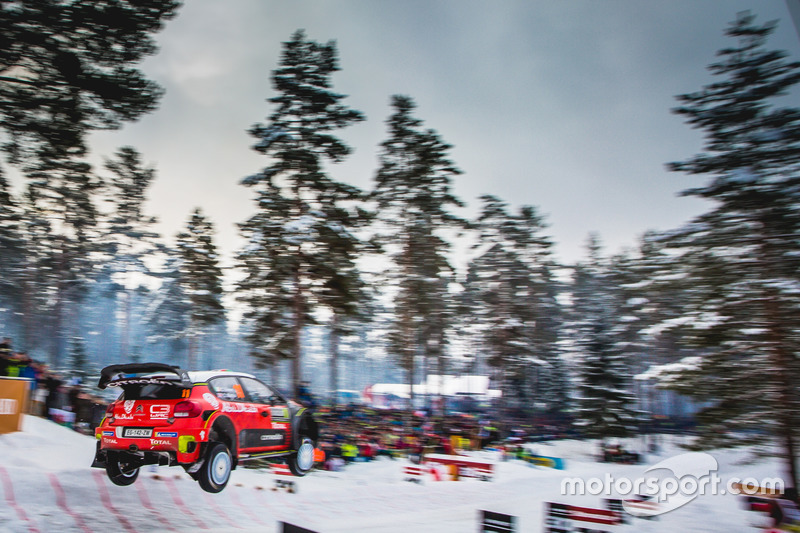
[98,363,193,390]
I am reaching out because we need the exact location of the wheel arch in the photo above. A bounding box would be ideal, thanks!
[208,414,237,463]
[292,410,319,449]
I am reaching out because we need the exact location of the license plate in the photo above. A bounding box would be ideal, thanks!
[123,428,153,438]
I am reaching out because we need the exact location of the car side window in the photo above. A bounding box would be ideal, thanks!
[240,377,280,405]
[210,376,246,402]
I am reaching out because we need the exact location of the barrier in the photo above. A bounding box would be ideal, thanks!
[403,465,426,483]
[520,453,565,470]
[544,501,621,532]
[0,377,30,434]
[424,454,494,481]
[480,510,516,532]
[268,463,297,493]
[280,522,317,533]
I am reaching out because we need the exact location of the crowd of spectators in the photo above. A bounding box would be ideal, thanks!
[314,404,507,471]
[2,336,543,467]
[0,337,106,434]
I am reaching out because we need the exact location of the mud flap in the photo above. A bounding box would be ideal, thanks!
[91,441,107,468]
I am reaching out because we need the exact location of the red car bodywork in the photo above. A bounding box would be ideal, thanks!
[92,363,319,492]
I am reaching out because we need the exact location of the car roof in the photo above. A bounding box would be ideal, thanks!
[187,370,257,384]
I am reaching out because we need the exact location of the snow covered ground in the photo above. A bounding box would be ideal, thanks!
[0,416,785,532]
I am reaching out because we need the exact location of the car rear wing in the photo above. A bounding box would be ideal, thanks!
[98,363,193,390]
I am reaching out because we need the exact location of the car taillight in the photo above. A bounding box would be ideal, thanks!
[173,400,202,418]
[106,403,115,415]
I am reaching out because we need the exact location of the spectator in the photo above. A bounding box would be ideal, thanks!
[42,371,63,421]
[0,337,13,376]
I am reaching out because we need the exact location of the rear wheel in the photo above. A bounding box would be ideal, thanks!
[198,442,232,493]
[106,454,140,486]
[288,436,316,476]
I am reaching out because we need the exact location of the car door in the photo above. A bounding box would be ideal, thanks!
[208,376,261,451]
[239,377,290,451]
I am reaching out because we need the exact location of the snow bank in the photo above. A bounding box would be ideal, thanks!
[0,416,787,532]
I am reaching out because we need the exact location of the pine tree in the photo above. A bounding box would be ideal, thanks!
[14,186,55,353]
[661,12,800,489]
[0,167,25,332]
[176,209,224,368]
[100,146,163,360]
[237,29,367,397]
[463,195,563,416]
[570,235,639,446]
[23,150,102,364]
[68,335,90,384]
[143,254,191,361]
[372,95,466,408]
[0,0,180,164]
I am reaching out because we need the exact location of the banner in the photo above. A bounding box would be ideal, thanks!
[0,377,30,434]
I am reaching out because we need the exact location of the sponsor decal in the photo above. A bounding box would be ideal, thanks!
[0,399,18,415]
[241,429,287,448]
[156,431,178,438]
[271,407,289,420]
[124,400,135,414]
[115,414,135,420]
[135,405,144,413]
[272,423,288,430]
[149,405,170,419]
[203,393,220,409]
[103,438,118,445]
[150,439,172,447]
[221,402,257,413]
[102,430,115,437]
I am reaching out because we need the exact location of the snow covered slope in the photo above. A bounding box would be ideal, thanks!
[0,416,783,532]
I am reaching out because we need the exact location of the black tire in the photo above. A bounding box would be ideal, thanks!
[198,442,232,493]
[288,436,316,476]
[106,454,140,486]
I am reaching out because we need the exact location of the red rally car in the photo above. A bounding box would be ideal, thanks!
[92,363,320,493]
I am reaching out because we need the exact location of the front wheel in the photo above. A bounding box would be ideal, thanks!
[198,442,232,493]
[288,437,316,476]
[106,454,140,486]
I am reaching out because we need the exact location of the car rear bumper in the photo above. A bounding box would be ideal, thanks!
[95,428,204,465]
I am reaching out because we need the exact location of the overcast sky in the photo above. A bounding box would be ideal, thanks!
[79,0,800,269]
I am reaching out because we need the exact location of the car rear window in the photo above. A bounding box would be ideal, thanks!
[121,383,187,400]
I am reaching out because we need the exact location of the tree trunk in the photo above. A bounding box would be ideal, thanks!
[330,320,340,407]
[292,268,303,399]
[768,297,799,491]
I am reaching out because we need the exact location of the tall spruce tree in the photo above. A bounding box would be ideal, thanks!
[462,195,563,416]
[176,209,224,368]
[100,146,163,360]
[0,168,25,332]
[372,95,466,408]
[570,235,639,446]
[14,186,55,352]
[143,253,191,361]
[660,12,800,489]
[237,29,367,397]
[24,150,102,363]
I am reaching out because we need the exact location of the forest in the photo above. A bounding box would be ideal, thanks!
[0,2,799,488]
